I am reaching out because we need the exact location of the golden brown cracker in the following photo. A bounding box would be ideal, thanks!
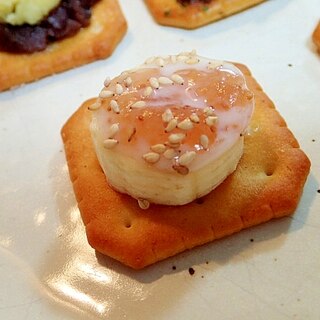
[312,21,320,52]
[144,0,265,29]
[61,63,310,269]
[0,0,127,92]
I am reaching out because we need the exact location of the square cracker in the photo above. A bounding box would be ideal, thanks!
[0,0,127,92]
[61,63,310,269]
[144,0,266,29]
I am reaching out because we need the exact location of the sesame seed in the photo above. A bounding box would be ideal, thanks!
[203,107,215,116]
[178,151,196,166]
[149,77,160,89]
[142,152,160,163]
[143,86,153,98]
[169,133,186,144]
[205,116,218,127]
[162,109,174,122]
[156,57,165,67]
[177,55,188,62]
[151,144,166,154]
[138,199,150,210]
[158,76,173,85]
[171,74,184,85]
[170,55,177,64]
[185,57,199,65]
[163,148,177,159]
[104,77,111,87]
[190,113,200,123]
[165,141,181,149]
[88,100,101,111]
[110,100,120,113]
[172,164,189,175]
[177,118,193,130]
[145,56,155,64]
[99,90,114,98]
[246,90,254,100]
[200,134,209,149]
[165,118,178,132]
[108,123,119,138]
[115,83,124,95]
[124,77,132,87]
[103,139,118,149]
[131,101,146,108]
[207,61,223,70]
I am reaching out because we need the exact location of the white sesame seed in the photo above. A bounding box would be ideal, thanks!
[171,74,184,85]
[170,55,177,64]
[177,55,188,62]
[88,100,101,111]
[163,148,177,160]
[124,77,132,87]
[138,199,150,210]
[110,100,120,113]
[143,86,153,98]
[99,90,114,98]
[158,76,173,85]
[115,83,123,95]
[190,113,200,123]
[108,123,119,138]
[200,134,209,149]
[177,118,193,130]
[104,77,111,87]
[142,152,160,163]
[185,57,199,65]
[156,57,165,67]
[178,151,196,166]
[169,133,186,144]
[205,116,218,127]
[151,144,166,154]
[162,109,173,123]
[149,77,160,89]
[145,56,155,64]
[131,101,146,108]
[203,107,215,116]
[103,139,118,149]
[165,118,178,132]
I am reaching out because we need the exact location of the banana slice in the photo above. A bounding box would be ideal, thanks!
[90,51,254,206]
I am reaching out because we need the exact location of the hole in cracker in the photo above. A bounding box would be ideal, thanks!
[196,198,205,205]
[125,222,132,228]
[265,169,274,177]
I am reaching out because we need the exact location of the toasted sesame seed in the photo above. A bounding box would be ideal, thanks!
[103,139,118,149]
[131,101,146,108]
[151,144,166,154]
[104,77,111,87]
[115,83,124,95]
[142,152,160,163]
[145,56,155,64]
[163,148,177,160]
[200,134,209,149]
[108,123,119,138]
[205,116,218,127]
[177,118,193,130]
[88,100,101,111]
[99,90,114,98]
[171,74,184,85]
[124,77,132,87]
[158,76,173,85]
[149,77,160,89]
[162,109,173,123]
[185,57,199,65]
[169,133,186,144]
[246,90,254,100]
[143,86,153,98]
[203,107,215,116]
[138,199,150,210]
[190,113,200,123]
[156,57,165,67]
[110,100,120,113]
[165,118,178,132]
[178,151,196,166]
[172,164,189,175]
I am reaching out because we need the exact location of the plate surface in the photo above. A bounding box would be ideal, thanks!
[0,0,320,319]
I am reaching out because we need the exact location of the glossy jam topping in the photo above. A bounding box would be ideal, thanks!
[91,52,254,173]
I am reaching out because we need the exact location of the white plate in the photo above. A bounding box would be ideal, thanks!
[1,0,320,319]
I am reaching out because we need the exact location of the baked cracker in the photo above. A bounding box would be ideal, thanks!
[144,0,265,29]
[312,21,320,52]
[61,63,310,269]
[0,0,127,92]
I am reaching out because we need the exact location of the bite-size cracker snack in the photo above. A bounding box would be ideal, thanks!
[61,63,310,269]
[312,21,320,52]
[0,0,127,92]
[144,0,265,29]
